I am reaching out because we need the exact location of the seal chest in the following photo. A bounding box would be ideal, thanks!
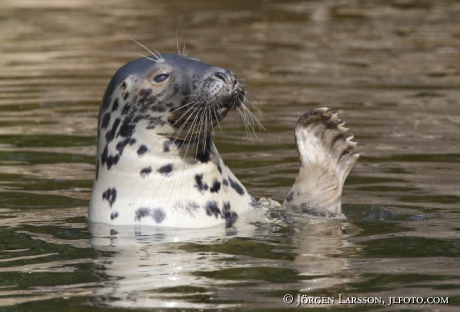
[89,54,256,228]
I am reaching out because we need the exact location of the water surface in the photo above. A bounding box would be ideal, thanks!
[1,0,460,310]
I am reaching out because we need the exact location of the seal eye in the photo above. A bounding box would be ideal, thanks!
[153,73,169,83]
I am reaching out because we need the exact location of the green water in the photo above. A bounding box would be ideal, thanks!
[1,0,460,311]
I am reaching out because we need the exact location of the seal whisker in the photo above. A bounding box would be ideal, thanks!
[240,102,265,131]
[134,53,159,63]
[208,106,216,136]
[205,106,212,138]
[171,101,201,128]
[172,104,201,143]
[168,100,198,116]
[195,107,206,156]
[243,110,263,139]
[183,44,189,56]
[169,101,200,126]
[175,28,182,56]
[179,92,200,101]
[243,94,262,114]
[243,109,263,133]
[207,106,212,133]
[243,89,259,103]
[198,106,210,154]
[237,103,262,140]
[202,108,208,152]
[179,105,201,148]
[213,104,223,131]
[183,107,203,158]
[130,38,163,61]
[236,106,252,138]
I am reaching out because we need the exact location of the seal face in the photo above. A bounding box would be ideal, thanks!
[89,54,256,228]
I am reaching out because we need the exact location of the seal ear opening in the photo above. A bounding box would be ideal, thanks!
[284,108,359,217]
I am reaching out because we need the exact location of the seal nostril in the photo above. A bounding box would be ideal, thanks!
[214,72,227,83]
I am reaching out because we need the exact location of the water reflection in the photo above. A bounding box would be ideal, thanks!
[88,215,361,309]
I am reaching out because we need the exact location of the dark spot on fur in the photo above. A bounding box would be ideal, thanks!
[113,154,120,165]
[105,118,121,143]
[135,207,150,221]
[121,81,127,90]
[194,174,208,193]
[163,139,184,152]
[222,201,238,227]
[121,104,130,115]
[116,138,132,155]
[217,163,222,174]
[210,179,221,193]
[158,164,174,177]
[112,98,119,112]
[110,211,119,220]
[195,148,211,163]
[106,156,114,169]
[138,88,158,111]
[134,207,166,223]
[147,116,166,129]
[137,144,148,156]
[172,83,180,96]
[101,113,111,130]
[163,140,171,152]
[140,166,152,178]
[250,196,258,207]
[133,115,146,123]
[101,146,108,165]
[123,91,130,101]
[204,200,220,218]
[229,177,245,195]
[105,154,119,170]
[223,179,228,187]
[175,140,184,149]
[139,88,152,98]
[119,118,135,138]
[151,105,166,113]
[110,229,118,236]
[102,96,112,112]
[285,191,294,203]
[152,208,166,223]
[102,188,117,207]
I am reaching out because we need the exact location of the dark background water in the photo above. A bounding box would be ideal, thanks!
[1,0,460,310]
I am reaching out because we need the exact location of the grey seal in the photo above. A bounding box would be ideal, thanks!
[89,52,359,228]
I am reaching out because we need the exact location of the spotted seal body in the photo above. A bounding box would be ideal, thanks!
[89,53,359,228]
[89,54,256,228]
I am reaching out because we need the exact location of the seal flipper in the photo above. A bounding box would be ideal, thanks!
[283,108,359,217]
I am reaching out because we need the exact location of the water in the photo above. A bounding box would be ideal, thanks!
[1,0,460,310]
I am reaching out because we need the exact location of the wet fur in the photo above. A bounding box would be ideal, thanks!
[89,53,259,228]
